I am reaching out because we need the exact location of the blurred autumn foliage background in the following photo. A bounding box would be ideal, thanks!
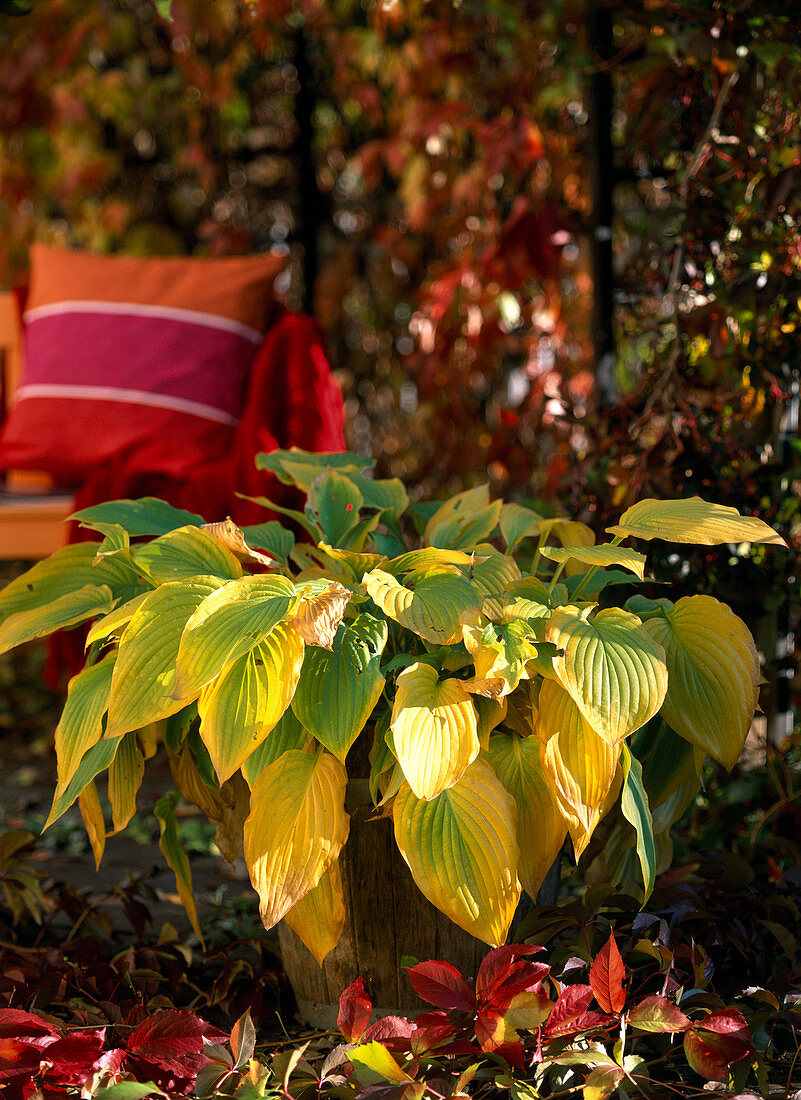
[1,0,800,533]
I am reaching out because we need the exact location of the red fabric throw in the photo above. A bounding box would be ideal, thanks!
[44,307,345,687]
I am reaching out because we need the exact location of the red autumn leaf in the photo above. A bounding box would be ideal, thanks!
[405,961,476,1012]
[475,1009,525,1070]
[337,978,373,1043]
[41,1030,106,1084]
[0,1038,45,1082]
[363,1015,415,1052]
[627,995,691,1034]
[698,1008,751,1039]
[684,1027,752,1081]
[475,944,544,999]
[542,985,613,1039]
[589,932,627,1015]
[126,1010,227,1075]
[0,1008,59,1039]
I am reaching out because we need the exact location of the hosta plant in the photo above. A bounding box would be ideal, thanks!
[0,450,785,956]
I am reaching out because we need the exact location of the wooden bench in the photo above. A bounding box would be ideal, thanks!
[0,291,73,559]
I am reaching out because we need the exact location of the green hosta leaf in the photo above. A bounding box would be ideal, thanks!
[546,606,668,744]
[241,522,295,563]
[487,733,567,900]
[55,654,116,791]
[466,544,522,620]
[426,493,503,550]
[641,595,760,769]
[134,526,242,583]
[0,543,101,617]
[198,621,305,783]
[236,493,318,539]
[173,575,297,699]
[347,472,408,518]
[241,707,309,787]
[292,615,387,762]
[71,496,204,536]
[363,567,482,645]
[540,544,647,581]
[108,731,145,834]
[606,496,786,546]
[391,662,479,799]
[154,794,204,948]
[46,735,122,829]
[499,502,545,551]
[565,569,644,599]
[318,543,386,581]
[624,595,674,621]
[620,744,656,903]
[106,578,223,738]
[256,448,375,487]
[92,523,130,558]
[537,678,620,857]
[0,584,116,655]
[393,758,520,946]
[305,469,363,544]
[501,577,566,630]
[244,748,349,929]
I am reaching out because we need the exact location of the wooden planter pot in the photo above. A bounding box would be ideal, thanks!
[278,799,487,1027]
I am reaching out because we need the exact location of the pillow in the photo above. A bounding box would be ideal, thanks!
[0,244,285,485]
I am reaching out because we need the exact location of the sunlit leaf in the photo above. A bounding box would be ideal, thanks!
[391,662,479,799]
[241,707,309,787]
[306,468,363,545]
[393,758,520,946]
[539,544,646,581]
[606,497,786,546]
[79,780,106,871]
[363,568,482,645]
[284,860,346,965]
[46,736,121,829]
[85,592,150,646]
[620,744,656,902]
[499,502,545,551]
[291,580,352,649]
[466,544,522,620]
[200,517,275,567]
[135,526,243,583]
[0,585,115,655]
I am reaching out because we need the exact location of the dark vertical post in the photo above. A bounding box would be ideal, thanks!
[590,0,617,406]
[295,25,319,316]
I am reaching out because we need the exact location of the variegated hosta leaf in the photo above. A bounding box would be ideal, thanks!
[241,707,310,788]
[499,502,545,551]
[108,731,145,834]
[641,595,760,769]
[173,574,297,699]
[292,615,387,762]
[501,577,567,634]
[244,749,349,930]
[487,733,567,900]
[539,544,647,582]
[284,860,347,966]
[134,525,243,583]
[105,578,223,738]
[0,584,116,656]
[363,568,482,645]
[546,606,668,744]
[606,496,786,546]
[537,678,621,856]
[291,580,352,649]
[464,544,522,621]
[393,758,520,946]
[200,517,275,567]
[55,654,116,790]
[391,662,479,799]
[462,619,541,699]
[197,620,305,783]
[318,543,386,581]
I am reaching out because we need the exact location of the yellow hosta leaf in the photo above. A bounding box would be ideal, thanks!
[318,543,386,581]
[284,860,346,965]
[108,731,145,834]
[537,679,620,856]
[391,663,479,799]
[79,781,106,871]
[363,568,482,645]
[552,519,595,548]
[171,745,225,821]
[462,619,541,699]
[134,525,243,583]
[642,595,760,769]
[198,620,305,783]
[55,654,116,790]
[425,488,503,550]
[393,758,520,946]
[424,484,491,545]
[85,592,150,647]
[606,496,786,546]
[501,577,566,634]
[546,606,667,744]
[291,581,352,649]
[384,547,476,575]
[539,544,647,581]
[499,502,545,551]
[465,544,522,621]
[487,733,567,900]
[0,584,115,656]
[244,749,349,930]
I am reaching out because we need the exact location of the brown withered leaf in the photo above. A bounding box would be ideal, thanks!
[292,581,352,649]
[170,746,224,822]
[200,517,274,568]
[215,772,251,866]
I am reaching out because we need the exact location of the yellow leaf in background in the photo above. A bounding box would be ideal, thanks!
[244,749,349,930]
[108,731,144,834]
[198,620,304,784]
[291,580,352,649]
[284,860,346,966]
[363,568,482,645]
[487,733,567,901]
[538,678,621,857]
[393,758,520,946]
[642,595,760,769]
[79,780,106,871]
[547,606,667,744]
[391,662,479,799]
[606,497,786,546]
